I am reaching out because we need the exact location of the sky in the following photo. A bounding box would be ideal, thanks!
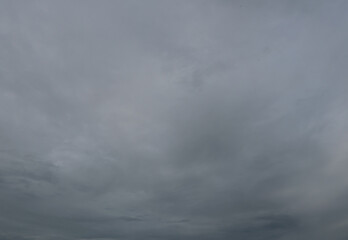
[1,0,348,239]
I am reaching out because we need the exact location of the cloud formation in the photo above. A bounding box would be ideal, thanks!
[1,0,348,239]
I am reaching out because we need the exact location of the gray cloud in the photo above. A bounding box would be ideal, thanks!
[1,0,348,239]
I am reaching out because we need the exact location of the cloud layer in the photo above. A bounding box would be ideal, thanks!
[1,1,348,239]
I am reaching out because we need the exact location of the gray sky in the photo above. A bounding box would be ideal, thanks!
[1,0,348,239]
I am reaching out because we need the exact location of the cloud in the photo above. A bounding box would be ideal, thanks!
[1,0,348,239]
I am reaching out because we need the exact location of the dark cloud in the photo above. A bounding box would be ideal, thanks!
[1,0,348,239]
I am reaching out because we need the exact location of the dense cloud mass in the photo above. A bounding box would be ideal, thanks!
[1,0,348,239]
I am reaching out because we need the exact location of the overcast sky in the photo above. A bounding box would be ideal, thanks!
[1,0,348,239]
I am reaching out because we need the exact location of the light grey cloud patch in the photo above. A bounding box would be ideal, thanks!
[1,0,348,239]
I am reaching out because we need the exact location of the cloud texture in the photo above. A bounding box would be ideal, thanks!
[1,1,348,239]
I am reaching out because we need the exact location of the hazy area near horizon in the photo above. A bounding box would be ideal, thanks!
[1,1,348,239]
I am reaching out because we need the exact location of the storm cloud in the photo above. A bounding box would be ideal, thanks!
[1,0,348,239]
